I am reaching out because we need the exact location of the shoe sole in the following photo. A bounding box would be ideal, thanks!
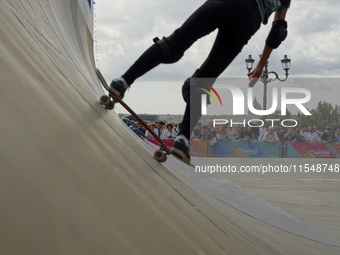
[171,147,191,164]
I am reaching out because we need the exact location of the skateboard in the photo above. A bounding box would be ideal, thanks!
[96,68,172,163]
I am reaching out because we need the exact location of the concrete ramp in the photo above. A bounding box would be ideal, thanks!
[168,162,340,247]
[1,0,339,254]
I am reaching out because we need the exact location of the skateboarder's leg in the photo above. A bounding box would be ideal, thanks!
[120,0,220,86]
[172,0,261,162]
[177,10,261,142]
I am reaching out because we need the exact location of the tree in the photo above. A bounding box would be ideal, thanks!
[296,101,340,129]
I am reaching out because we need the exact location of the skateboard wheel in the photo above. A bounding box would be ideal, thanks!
[154,150,167,163]
[100,95,110,106]
[105,101,115,110]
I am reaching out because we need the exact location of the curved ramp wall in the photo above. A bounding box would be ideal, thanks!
[1,1,340,255]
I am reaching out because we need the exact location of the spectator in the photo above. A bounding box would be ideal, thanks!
[133,122,146,137]
[239,125,255,142]
[313,126,321,138]
[237,126,242,135]
[258,124,267,141]
[155,120,161,136]
[159,121,165,133]
[129,125,134,130]
[251,126,260,140]
[248,126,256,139]
[217,125,231,141]
[231,126,239,140]
[307,127,320,143]
[162,123,176,139]
[290,129,306,142]
[228,126,234,138]
[318,127,324,137]
[277,126,287,142]
[335,129,340,143]
[274,125,279,134]
[300,125,308,140]
[262,126,279,143]
[191,122,202,139]
[178,122,182,131]
[145,122,158,138]
[321,124,336,143]
[173,123,179,134]
[208,121,214,132]
[199,126,210,140]
[208,130,218,156]
[284,128,295,142]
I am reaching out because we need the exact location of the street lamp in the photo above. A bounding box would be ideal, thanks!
[245,55,255,73]
[281,55,291,77]
[245,54,291,119]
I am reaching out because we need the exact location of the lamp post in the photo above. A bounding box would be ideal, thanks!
[245,54,291,119]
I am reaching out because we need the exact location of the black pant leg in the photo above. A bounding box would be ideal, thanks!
[122,0,220,85]
[178,0,262,139]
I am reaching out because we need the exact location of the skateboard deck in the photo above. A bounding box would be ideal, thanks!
[96,68,174,163]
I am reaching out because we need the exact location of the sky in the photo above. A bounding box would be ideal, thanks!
[94,0,340,115]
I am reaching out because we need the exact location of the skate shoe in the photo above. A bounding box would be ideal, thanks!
[109,78,129,100]
[171,138,190,164]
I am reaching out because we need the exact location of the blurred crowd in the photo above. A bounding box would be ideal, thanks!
[189,122,340,156]
[190,122,340,144]
[129,120,340,146]
[129,120,182,139]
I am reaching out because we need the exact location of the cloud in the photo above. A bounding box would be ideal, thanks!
[94,0,340,114]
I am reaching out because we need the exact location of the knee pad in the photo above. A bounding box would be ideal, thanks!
[265,19,288,49]
[153,36,184,64]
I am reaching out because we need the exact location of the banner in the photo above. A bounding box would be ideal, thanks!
[189,139,208,157]
[145,139,208,157]
[287,142,340,158]
[146,138,174,149]
[214,140,280,158]
[145,139,340,158]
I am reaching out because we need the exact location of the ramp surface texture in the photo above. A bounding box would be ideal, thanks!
[1,0,339,254]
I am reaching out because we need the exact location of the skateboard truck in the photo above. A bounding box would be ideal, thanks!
[99,94,115,110]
